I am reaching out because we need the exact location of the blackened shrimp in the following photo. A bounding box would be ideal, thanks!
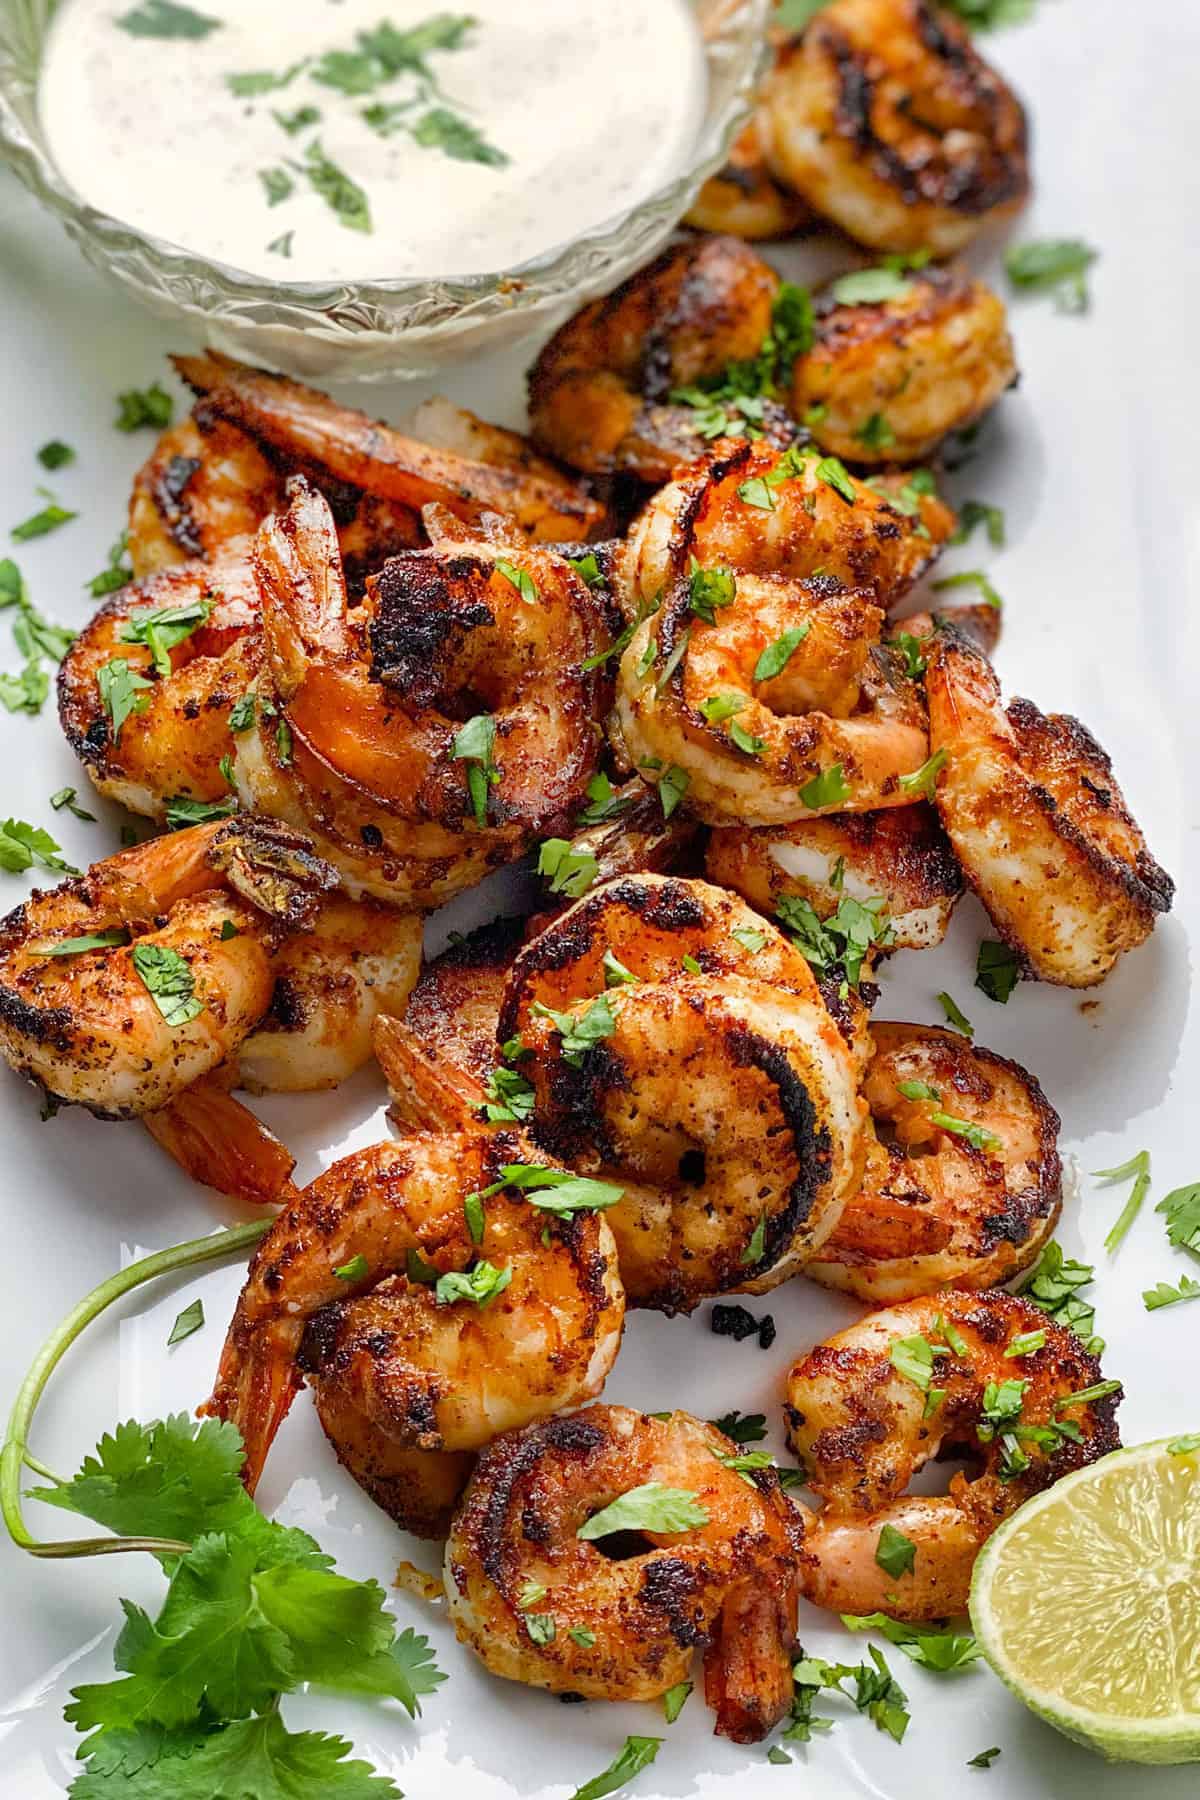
[786,1290,1121,1619]
[706,802,962,953]
[232,479,607,908]
[795,266,1016,465]
[527,236,788,485]
[616,567,930,826]
[496,873,869,1312]
[925,629,1174,986]
[685,115,812,241]
[761,0,1030,256]
[177,349,602,544]
[204,1023,624,1532]
[57,551,262,821]
[618,439,954,620]
[445,1404,802,1741]
[805,1022,1061,1301]
[0,817,331,1117]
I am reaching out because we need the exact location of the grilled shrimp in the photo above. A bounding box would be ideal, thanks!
[786,1290,1121,1619]
[762,0,1030,256]
[685,116,812,241]
[0,818,331,1117]
[527,236,790,486]
[205,1022,623,1531]
[619,440,954,621]
[129,417,281,579]
[805,1022,1061,1301]
[706,802,962,953]
[795,267,1016,465]
[58,552,262,820]
[925,629,1174,986]
[232,478,607,908]
[616,567,930,826]
[445,1404,802,1741]
[495,873,869,1312]
[404,917,528,1091]
[178,350,602,544]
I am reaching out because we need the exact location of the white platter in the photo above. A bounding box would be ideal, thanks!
[1,0,1199,1792]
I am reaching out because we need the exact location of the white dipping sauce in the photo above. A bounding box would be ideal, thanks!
[40,0,708,282]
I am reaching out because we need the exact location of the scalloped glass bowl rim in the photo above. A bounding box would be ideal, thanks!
[0,0,771,360]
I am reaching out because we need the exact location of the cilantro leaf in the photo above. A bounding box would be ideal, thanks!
[166,1300,204,1347]
[412,107,509,168]
[115,384,175,433]
[874,1523,916,1579]
[302,140,373,233]
[0,817,78,875]
[830,267,913,306]
[841,1613,982,1672]
[435,1261,511,1307]
[12,501,77,542]
[132,943,204,1027]
[71,1712,402,1798]
[38,440,75,471]
[710,1410,768,1444]
[898,748,947,798]
[1005,238,1097,312]
[1156,1182,1200,1255]
[29,1415,247,1545]
[98,659,154,743]
[532,995,616,1068]
[932,569,1003,609]
[754,624,810,683]
[950,500,1005,548]
[119,599,210,677]
[777,891,893,988]
[799,763,850,810]
[537,838,597,898]
[662,1681,692,1723]
[1144,1275,1200,1312]
[937,992,974,1036]
[115,0,221,39]
[570,1737,662,1800]
[975,938,1020,1003]
[577,1484,708,1541]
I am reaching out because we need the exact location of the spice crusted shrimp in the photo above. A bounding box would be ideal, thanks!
[925,629,1174,986]
[0,817,331,1117]
[178,349,603,544]
[496,873,869,1312]
[58,551,262,821]
[616,567,930,826]
[762,0,1030,256]
[795,266,1017,466]
[706,802,963,952]
[786,1289,1121,1619]
[806,1022,1061,1300]
[527,235,792,486]
[685,115,813,241]
[233,478,607,908]
[205,1023,624,1532]
[618,439,954,621]
[445,1404,802,1741]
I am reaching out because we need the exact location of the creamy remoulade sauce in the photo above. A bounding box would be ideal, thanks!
[40,0,707,282]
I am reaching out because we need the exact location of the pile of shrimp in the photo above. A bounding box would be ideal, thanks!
[0,0,1171,1751]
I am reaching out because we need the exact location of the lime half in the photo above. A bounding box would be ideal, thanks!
[970,1439,1200,1763]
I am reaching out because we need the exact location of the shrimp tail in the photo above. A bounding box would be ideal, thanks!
[705,1579,799,1743]
[201,1313,304,1493]
[143,1080,297,1208]
[372,1014,491,1133]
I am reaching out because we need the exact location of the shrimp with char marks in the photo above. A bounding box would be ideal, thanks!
[57,551,263,822]
[786,1289,1121,1620]
[795,265,1016,466]
[806,1021,1061,1301]
[616,565,930,826]
[233,479,608,909]
[204,1019,624,1535]
[706,801,963,954]
[685,115,813,241]
[177,349,602,545]
[445,1404,802,1742]
[617,438,954,623]
[761,0,1030,255]
[0,816,332,1118]
[925,627,1174,986]
[495,873,869,1312]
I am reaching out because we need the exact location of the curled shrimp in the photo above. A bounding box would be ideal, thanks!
[786,1290,1121,1619]
[129,416,282,579]
[761,0,1030,256]
[445,1403,802,1742]
[404,916,529,1091]
[233,478,607,908]
[706,802,963,953]
[616,568,930,826]
[795,266,1016,465]
[925,628,1174,986]
[805,1022,1061,1301]
[204,1020,624,1531]
[0,817,332,1117]
[527,236,789,485]
[178,349,602,544]
[495,873,869,1312]
[57,552,262,821]
[685,115,813,240]
[619,440,954,621]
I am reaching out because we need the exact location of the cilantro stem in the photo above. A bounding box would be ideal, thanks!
[1,1220,270,1559]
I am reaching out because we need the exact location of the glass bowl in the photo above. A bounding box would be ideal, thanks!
[0,0,770,381]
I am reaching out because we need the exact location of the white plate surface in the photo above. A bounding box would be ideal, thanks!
[2,1,1199,1792]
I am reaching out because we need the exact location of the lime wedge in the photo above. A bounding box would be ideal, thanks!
[970,1439,1200,1764]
